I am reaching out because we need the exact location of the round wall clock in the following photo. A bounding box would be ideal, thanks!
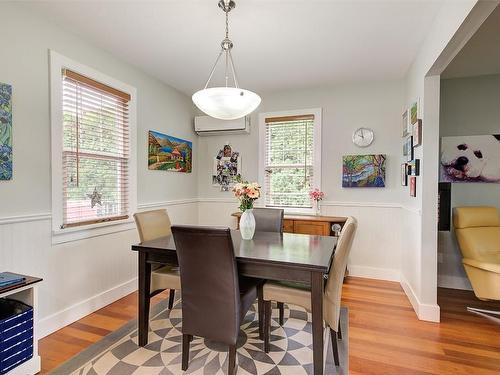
[352,127,374,147]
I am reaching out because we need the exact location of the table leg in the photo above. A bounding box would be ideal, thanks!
[138,251,151,346]
[311,271,324,375]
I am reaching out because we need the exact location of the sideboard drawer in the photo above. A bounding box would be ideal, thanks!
[293,220,330,236]
[283,220,294,233]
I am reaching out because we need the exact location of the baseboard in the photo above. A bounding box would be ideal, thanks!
[400,276,440,322]
[39,277,138,338]
[348,265,400,282]
[438,275,472,291]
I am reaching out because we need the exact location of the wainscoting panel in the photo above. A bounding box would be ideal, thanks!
[198,199,402,282]
[0,201,198,338]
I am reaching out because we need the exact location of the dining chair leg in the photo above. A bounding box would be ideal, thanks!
[264,300,272,353]
[278,302,284,326]
[182,334,191,371]
[330,328,340,366]
[168,289,175,310]
[257,285,264,340]
[337,320,342,340]
[228,345,237,375]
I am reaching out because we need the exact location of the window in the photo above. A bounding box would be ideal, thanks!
[61,69,130,227]
[259,109,321,211]
[50,52,137,241]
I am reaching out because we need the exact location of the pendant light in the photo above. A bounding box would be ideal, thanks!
[192,0,261,120]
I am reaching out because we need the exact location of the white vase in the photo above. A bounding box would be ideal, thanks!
[315,200,321,216]
[240,209,256,240]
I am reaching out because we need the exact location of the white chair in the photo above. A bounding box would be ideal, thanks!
[262,217,357,366]
[134,209,181,309]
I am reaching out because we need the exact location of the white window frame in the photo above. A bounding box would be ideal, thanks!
[50,51,137,244]
[258,108,322,215]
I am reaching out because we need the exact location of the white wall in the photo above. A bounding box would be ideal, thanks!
[438,74,500,290]
[0,3,198,337]
[401,0,487,321]
[198,81,405,281]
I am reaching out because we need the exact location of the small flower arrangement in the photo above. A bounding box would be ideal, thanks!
[309,188,325,202]
[232,177,261,212]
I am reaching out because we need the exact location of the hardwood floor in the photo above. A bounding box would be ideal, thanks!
[38,278,500,374]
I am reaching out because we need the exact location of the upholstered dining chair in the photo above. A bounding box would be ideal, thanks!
[171,226,262,375]
[133,209,180,309]
[252,207,284,335]
[262,216,357,366]
[253,207,284,233]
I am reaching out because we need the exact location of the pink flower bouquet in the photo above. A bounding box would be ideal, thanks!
[309,188,325,202]
[233,180,261,211]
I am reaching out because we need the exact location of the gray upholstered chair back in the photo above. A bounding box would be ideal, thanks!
[253,208,284,233]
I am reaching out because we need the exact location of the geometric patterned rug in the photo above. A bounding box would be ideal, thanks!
[48,297,348,375]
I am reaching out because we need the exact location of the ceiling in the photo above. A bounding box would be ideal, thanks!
[443,5,500,79]
[23,0,445,95]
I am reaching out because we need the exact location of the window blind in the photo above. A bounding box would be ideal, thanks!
[61,69,130,228]
[264,114,314,208]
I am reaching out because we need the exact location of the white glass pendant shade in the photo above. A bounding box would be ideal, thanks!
[192,87,261,120]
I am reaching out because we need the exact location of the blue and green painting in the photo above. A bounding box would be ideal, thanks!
[148,130,192,173]
[342,154,386,187]
[0,83,12,180]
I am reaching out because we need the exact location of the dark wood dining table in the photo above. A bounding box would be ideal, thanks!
[132,230,337,375]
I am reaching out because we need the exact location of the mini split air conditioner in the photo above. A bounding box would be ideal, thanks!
[194,115,250,136]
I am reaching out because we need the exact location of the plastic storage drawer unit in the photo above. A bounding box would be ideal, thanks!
[0,299,34,375]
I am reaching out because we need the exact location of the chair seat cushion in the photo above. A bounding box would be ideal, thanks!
[239,277,261,319]
[263,281,312,311]
[151,265,181,291]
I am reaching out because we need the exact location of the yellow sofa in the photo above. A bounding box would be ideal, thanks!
[453,206,500,301]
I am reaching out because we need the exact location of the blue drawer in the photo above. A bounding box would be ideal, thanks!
[0,299,34,375]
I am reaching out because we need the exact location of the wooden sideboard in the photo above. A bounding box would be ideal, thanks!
[232,212,347,237]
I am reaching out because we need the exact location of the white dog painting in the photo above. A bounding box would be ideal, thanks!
[440,135,500,183]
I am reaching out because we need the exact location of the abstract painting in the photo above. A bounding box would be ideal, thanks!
[402,109,410,137]
[410,100,418,125]
[0,83,12,180]
[148,130,192,173]
[440,134,500,183]
[342,154,386,188]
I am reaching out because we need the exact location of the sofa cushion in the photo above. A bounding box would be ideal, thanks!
[453,206,500,229]
[455,227,500,262]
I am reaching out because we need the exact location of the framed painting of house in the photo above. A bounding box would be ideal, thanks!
[148,130,192,173]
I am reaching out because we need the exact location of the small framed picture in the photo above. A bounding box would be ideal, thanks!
[402,109,409,137]
[408,159,420,176]
[410,101,418,125]
[413,119,422,147]
[401,164,408,186]
[404,136,414,162]
[410,176,417,197]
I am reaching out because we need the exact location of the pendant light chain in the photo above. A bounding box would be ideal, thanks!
[225,7,229,39]
[192,0,261,121]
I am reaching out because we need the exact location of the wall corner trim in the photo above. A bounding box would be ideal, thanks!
[400,276,440,322]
